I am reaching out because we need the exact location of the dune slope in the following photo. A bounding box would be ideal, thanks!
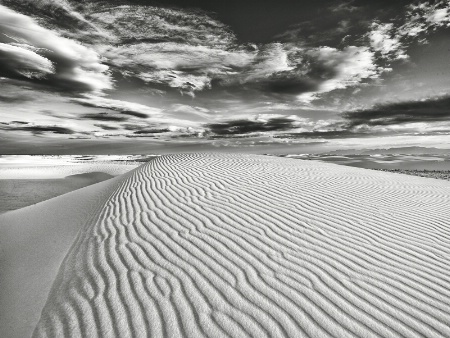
[16,154,450,337]
[0,173,132,338]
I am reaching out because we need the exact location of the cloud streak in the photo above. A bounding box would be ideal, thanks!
[0,121,75,135]
[72,96,162,118]
[0,4,112,94]
[344,96,450,127]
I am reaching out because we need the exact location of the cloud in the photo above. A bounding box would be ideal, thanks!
[0,122,75,135]
[84,4,253,97]
[297,46,384,102]
[279,96,450,139]
[330,1,360,13]
[88,5,235,47]
[3,0,450,148]
[274,130,365,139]
[0,43,55,79]
[0,2,391,104]
[400,1,450,37]
[205,115,304,136]
[217,43,384,101]
[365,1,450,63]
[21,125,75,135]
[367,22,408,61]
[133,128,170,135]
[93,124,119,131]
[0,0,107,42]
[72,96,161,117]
[257,73,317,95]
[166,104,211,120]
[242,43,293,82]
[120,111,149,119]
[100,42,254,97]
[0,5,112,94]
[0,93,34,103]
[344,96,450,127]
[80,113,128,122]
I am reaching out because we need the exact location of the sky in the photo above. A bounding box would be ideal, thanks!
[1,0,450,154]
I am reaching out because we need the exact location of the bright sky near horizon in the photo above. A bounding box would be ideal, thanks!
[1,0,450,154]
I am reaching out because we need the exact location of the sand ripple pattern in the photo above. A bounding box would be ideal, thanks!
[34,154,450,338]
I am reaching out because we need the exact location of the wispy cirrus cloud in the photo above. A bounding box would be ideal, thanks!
[400,1,450,37]
[367,23,408,61]
[204,114,308,137]
[89,5,235,46]
[365,1,450,63]
[90,6,254,97]
[0,0,109,42]
[330,1,360,13]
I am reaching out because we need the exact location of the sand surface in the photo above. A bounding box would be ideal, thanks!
[0,172,115,214]
[0,155,142,179]
[1,153,450,338]
[0,173,133,338]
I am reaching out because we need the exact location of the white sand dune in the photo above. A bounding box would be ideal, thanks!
[0,172,136,338]
[2,153,450,338]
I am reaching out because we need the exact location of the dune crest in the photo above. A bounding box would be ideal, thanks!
[27,154,450,337]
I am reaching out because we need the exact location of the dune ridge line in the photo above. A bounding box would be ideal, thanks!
[32,153,450,338]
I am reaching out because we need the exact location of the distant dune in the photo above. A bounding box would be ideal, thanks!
[1,154,450,338]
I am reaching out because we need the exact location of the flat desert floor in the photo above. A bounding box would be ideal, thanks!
[0,155,145,213]
[1,153,449,337]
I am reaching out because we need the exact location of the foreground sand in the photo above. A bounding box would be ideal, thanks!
[1,153,450,337]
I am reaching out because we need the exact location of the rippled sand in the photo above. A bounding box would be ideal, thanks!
[1,154,450,337]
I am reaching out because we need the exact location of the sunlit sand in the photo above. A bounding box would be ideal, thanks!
[1,154,449,338]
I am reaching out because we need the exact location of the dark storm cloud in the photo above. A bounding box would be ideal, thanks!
[21,125,75,135]
[118,122,176,137]
[206,117,299,136]
[119,110,149,118]
[344,97,450,127]
[273,96,450,140]
[133,129,170,134]
[81,113,128,122]
[255,72,319,95]
[0,123,75,135]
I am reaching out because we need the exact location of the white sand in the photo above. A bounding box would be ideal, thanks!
[0,155,143,179]
[1,153,450,337]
